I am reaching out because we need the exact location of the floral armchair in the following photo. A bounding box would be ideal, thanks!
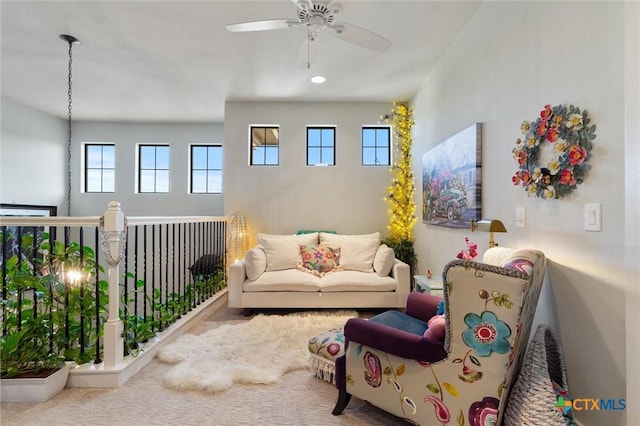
[332,248,546,425]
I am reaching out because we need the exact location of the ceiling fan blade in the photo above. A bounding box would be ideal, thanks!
[225,19,300,32]
[330,22,391,52]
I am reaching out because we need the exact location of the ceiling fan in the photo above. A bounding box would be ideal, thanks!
[225,0,392,53]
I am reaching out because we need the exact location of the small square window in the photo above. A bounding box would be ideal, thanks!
[84,143,115,193]
[138,144,170,193]
[307,127,335,166]
[250,126,279,165]
[191,145,222,194]
[362,127,391,166]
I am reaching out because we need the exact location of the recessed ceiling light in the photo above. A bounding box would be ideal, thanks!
[310,75,326,84]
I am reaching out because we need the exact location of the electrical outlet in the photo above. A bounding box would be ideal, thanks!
[515,207,525,228]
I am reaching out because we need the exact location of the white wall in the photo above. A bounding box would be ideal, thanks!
[1,98,67,207]
[624,2,640,424]
[412,2,636,425]
[224,101,393,240]
[71,121,224,216]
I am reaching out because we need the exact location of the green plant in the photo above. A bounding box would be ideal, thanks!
[119,268,225,356]
[120,272,179,356]
[48,241,107,365]
[0,233,65,378]
[1,232,106,376]
[1,229,227,376]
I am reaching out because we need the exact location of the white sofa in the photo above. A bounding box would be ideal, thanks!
[228,232,411,312]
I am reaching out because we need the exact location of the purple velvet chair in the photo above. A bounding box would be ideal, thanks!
[332,248,547,426]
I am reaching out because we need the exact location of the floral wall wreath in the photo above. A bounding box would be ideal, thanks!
[512,104,596,199]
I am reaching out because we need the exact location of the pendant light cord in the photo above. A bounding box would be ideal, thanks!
[66,39,73,219]
[60,34,79,224]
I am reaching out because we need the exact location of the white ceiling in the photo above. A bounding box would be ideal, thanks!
[1,0,480,123]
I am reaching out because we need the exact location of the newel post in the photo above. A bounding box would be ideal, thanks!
[101,201,125,368]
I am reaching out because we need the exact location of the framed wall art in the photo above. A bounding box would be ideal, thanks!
[422,123,482,229]
[0,204,58,218]
[0,203,58,267]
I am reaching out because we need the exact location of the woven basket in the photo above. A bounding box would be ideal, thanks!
[504,324,576,426]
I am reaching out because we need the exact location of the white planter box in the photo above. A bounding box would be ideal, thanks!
[0,363,71,402]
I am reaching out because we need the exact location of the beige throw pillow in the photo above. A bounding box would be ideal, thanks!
[338,236,380,272]
[244,246,267,281]
[373,244,395,277]
[257,234,301,271]
[317,232,381,272]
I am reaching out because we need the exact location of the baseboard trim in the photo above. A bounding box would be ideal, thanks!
[66,290,228,388]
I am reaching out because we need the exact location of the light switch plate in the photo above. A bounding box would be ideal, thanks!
[515,207,525,228]
[584,203,601,231]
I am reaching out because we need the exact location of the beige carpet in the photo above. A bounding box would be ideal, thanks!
[0,307,409,426]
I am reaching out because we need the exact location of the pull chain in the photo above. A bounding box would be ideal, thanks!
[307,27,311,69]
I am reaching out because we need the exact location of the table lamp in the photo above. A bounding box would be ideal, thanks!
[470,219,507,248]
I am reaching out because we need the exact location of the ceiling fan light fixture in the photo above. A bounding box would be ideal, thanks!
[330,3,343,15]
[310,75,326,84]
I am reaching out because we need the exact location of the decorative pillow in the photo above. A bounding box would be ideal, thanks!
[299,244,340,273]
[423,314,446,341]
[256,234,301,271]
[501,248,539,276]
[373,244,395,277]
[297,244,342,277]
[244,246,267,281]
[338,237,380,272]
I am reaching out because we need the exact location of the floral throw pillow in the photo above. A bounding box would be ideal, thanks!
[298,244,341,277]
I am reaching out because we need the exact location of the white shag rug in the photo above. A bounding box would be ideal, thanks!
[156,310,357,393]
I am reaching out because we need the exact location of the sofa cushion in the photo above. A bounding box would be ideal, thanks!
[339,237,380,272]
[318,232,380,272]
[255,233,320,272]
[256,234,301,271]
[299,244,341,276]
[369,310,429,336]
[244,246,267,281]
[319,271,397,292]
[258,233,318,271]
[243,269,320,292]
[373,244,395,276]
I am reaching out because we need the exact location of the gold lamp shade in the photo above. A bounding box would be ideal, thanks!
[471,219,507,248]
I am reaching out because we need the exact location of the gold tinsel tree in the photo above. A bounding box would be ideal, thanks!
[383,102,417,242]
